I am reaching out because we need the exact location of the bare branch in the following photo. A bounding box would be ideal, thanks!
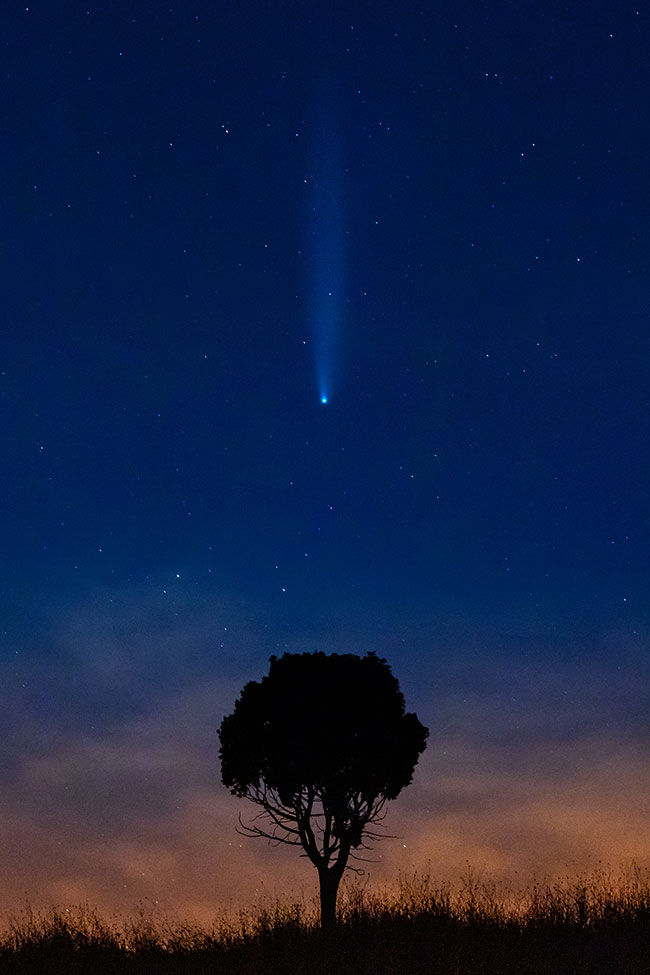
[235,810,304,846]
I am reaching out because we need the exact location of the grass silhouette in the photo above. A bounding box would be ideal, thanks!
[1,866,649,973]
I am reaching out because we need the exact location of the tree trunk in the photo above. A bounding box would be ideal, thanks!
[318,867,341,933]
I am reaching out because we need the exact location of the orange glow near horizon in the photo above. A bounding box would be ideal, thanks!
[2,730,649,926]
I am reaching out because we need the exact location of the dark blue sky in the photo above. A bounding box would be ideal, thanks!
[1,1,650,919]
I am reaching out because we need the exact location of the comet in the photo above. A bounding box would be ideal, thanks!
[306,99,346,406]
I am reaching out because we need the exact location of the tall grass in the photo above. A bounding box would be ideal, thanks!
[1,866,649,973]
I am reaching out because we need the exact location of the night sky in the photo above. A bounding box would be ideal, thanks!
[2,1,650,922]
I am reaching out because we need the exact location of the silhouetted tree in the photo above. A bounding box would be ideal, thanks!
[218,651,428,931]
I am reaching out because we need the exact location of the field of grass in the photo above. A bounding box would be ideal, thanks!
[1,866,649,974]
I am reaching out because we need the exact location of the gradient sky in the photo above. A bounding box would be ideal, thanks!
[2,0,650,923]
